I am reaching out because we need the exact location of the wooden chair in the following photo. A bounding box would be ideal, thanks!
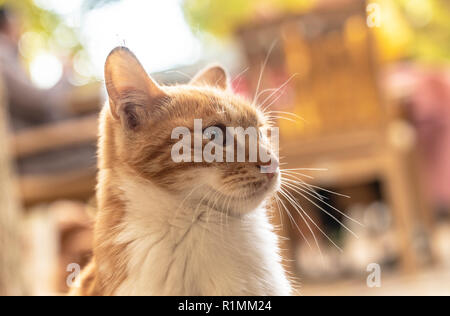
[237,0,432,273]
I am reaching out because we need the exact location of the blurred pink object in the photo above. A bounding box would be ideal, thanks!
[386,64,450,210]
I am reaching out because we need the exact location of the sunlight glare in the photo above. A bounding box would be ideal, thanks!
[30,52,63,89]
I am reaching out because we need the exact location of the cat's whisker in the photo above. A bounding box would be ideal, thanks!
[279,188,343,254]
[306,183,351,199]
[163,70,193,81]
[281,175,311,183]
[171,182,206,224]
[280,170,314,179]
[281,181,361,237]
[261,89,289,114]
[252,39,278,107]
[260,73,299,112]
[233,76,244,93]
[197,183,236,249]
[275,192,312,250]
[191,185,219,224]
[281,178,326,203]
[272,195,285,228]
[278,191,328,262]
[212,184,235,238]
[282,167,329,171]
[267,115,298,124]
[265,110,306,122]
[254,88,281,105]
[208,188,234,246]
[189,193,216,249]
[280,175,326,201]
[278,189,321,255]
[281,170,350,200]
[219,194,233,243]
[196,181,239,247]
[262,92,289,114]
[283,175,352,199]
[224,187,237,228]
[201,187,225,247]
[281,169,364,230]
[231,67,249,93]
[231,67,249,84]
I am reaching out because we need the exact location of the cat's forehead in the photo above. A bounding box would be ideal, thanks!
[164,85,263,126]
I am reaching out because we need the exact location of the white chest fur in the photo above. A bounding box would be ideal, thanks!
[112,176,291,296]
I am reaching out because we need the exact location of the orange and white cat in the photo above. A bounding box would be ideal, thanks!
[70,47,291,296]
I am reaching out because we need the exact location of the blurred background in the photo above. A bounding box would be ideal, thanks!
[0,0,449,296]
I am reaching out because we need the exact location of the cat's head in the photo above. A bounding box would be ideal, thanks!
[102,47,279,215]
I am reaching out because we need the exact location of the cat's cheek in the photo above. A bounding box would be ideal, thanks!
[183,166,221,189]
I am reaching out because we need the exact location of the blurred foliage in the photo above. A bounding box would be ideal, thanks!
[183,0,450,64]
[182,0,314,37]
[371,0,450,63]
[0,0,83,59]
[0,0,118,83]
[82,0,121,11]
[1,0,448,71]
[395,0,450,63]
[0,0,122,59]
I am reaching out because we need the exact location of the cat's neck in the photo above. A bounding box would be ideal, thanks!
[94,168,291,295]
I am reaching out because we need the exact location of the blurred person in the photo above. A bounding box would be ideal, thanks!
[387,64,450,217]
[410,69,450,218]
[0,6,71,131]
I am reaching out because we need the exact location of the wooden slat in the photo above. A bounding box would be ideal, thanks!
[68,82,103,115]
[11,114,98,159]
[18,167,97,207]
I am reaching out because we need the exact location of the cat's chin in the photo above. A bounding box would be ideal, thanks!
[250,176,280,203]
[248,177,279,200]
[228,174,281,214]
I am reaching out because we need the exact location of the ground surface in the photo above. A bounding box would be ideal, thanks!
[300,266,450,296]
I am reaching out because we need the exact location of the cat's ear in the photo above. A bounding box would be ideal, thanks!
[104,47,167,129]
[190,64,229,90]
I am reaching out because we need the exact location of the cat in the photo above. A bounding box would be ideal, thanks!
[70,47,291,296]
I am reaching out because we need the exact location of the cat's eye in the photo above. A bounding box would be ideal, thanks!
[203,124,227,146]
